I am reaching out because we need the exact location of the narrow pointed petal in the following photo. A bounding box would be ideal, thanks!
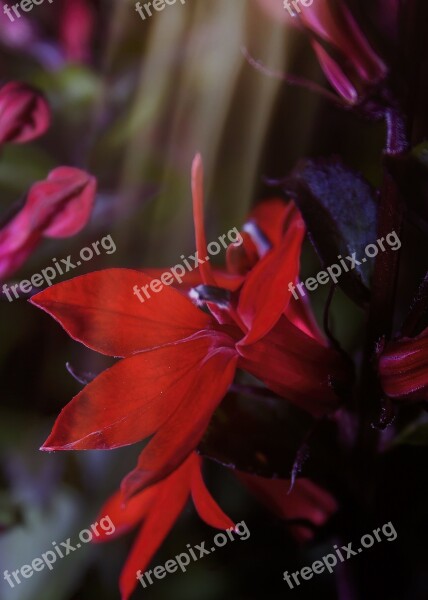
[285,295,325,344]
[41,333,233,451]
[379,327,428,400]
[238,316,350,417]
[119,457,194,600]
[30,269,213,357]
[93,487,157,542]
[190,454,235,529]
[237,209,305,345]
[312,42,358,105]
[226,231,259,275]
[302,3,387,84]
[121,340,238,497]
[247,198,297,248]
[191,154,217,286]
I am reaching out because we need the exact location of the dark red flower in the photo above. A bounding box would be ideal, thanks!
[0,167,97,279]
[379,327,428,401]
[31,155,349,499]
[0,82,50,145]
[238,472,338,542]
[94,453,234,600]
[256,0,387,104]
[95,453,337,600]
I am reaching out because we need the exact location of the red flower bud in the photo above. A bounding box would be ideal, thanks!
[0,82,50,145]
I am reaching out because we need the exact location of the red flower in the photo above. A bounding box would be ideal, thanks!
[0,82,50,145]
[94,453,234,600]
[95,453,337,600]
[379,327,428,401]
[256,0,387,104]
[300,1,387,104]
[238,472,338,542]
[31,155,349,499]
[0,167,97,280]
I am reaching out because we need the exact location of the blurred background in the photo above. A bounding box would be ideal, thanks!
[0,1,427,599]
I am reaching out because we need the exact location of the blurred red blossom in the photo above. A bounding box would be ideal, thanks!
[59,0,95,64]
[0,167,97,280]
[0,81,50,145]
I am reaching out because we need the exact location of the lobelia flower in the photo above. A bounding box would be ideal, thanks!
[0,167,97,280]
[379,327,428,401]
[256,0,387,105]
[0,81,50,145]
[95,452,337,600]
[31,155,350,501]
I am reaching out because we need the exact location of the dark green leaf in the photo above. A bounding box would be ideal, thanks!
[283,158,378,306]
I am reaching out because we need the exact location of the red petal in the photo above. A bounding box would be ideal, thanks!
[238,315,349,417]
[41,333,234,451]
[0,167,95,279]
[379,327,428,400]
[0,82,50,144]
[121,337,238,497]
[311,42,358,105]
[237,207,305,345]
[119,456,194,600]
[32,167,96,238]
[226,231,259,275]
[93,487,157,542]
[285,294,325,344]
[247,198,294,248]
[191,154,216,286]
[141,267,243,294]
[302,2,387,84]
[238,472,337,541]
[190,454,235,529]
[30,269,213,357]
[0,235,38,280]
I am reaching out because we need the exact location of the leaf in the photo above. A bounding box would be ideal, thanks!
[199,387,339,480]
[283,158,378,305]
